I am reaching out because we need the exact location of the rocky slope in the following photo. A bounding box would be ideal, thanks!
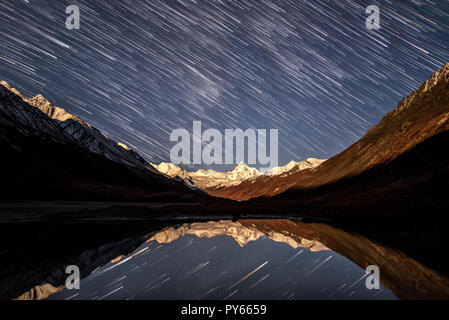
[1,81,154,171]
[208,63,449,201]
[0,81,206,201]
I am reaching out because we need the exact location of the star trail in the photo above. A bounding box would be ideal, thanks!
[48,221,396,300]
[1,0,448,170]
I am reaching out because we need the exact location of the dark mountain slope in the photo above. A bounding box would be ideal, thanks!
[0,82,206,202]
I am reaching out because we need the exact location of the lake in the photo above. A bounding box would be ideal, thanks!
[48,220,396,300]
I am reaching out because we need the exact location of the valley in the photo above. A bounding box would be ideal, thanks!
[1,64,448,300]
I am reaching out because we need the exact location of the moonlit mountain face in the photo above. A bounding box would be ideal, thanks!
[0,82,151,170]
[152,158,325,190]
[1,1,449,171]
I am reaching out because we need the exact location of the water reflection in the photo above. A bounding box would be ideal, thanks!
[14,219,449,300]
[48,220,395,300]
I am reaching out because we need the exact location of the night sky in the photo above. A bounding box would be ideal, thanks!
[1,0,449,171]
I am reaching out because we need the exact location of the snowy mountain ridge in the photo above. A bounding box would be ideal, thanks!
[153,158,326,190]
[0,81,156,172]
[0,80,326,194]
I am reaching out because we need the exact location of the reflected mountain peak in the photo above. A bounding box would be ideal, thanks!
[148,220,329,252]
[15,284,64,301]
[11,219,449,300]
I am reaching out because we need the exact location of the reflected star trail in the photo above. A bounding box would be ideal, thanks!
[1,0,449,170]
[49,228,395,300]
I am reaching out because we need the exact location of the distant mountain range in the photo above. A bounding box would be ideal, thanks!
[148,220,329,251]
[204,63,449,202]
[1,63,448,207]
[152,158,326,191]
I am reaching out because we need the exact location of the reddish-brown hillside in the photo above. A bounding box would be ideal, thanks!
[209,63,449,201]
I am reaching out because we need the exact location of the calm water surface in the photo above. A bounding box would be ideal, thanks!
[49,220,395,300]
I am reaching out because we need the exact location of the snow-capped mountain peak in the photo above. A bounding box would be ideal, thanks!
[152,162,187,179]
[152,158,326,192]
[0,81,152,171]
[267,158,326,175]
[231,162,250,171]
[228,162,261,180]
[27,94,76,122]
